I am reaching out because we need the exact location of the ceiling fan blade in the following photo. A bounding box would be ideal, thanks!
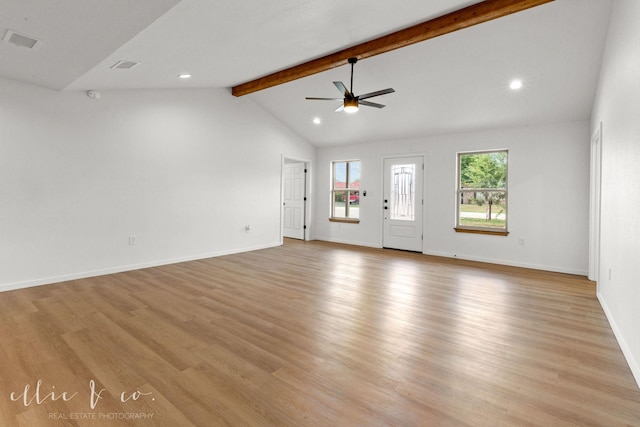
[335,104,345,112]
[306,97,342,100]
[333,81,350,96]
[358,88,395,100]
[359,100,386,109]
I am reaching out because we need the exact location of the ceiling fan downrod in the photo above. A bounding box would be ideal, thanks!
[348,57,358,94]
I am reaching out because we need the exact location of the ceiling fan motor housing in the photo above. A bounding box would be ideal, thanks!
[343,97,359,112]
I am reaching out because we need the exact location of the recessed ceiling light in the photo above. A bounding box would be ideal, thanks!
[178,73,192,79]
[510,79,523,90]
[313,117,321,125]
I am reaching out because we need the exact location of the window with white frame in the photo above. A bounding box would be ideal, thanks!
[330,160,360,222]
[456,150,508,234]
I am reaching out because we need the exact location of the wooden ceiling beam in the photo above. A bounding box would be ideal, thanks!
[231,0,553,97]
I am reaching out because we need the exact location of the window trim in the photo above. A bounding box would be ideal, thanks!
[455,149,508,235]
[330,159,360,222]
[329,217,360,224]
[453,227,509,236]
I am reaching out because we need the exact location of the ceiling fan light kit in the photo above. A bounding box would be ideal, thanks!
[306,57,394,113]
[343,97,359,113]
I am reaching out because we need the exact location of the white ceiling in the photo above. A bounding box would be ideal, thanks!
[0,0,613,146]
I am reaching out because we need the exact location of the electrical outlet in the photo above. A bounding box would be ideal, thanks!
[129,236,136,246]
[518,237,525,246]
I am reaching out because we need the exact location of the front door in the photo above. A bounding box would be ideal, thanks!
[383,156,423,252]
[283,162,306,239]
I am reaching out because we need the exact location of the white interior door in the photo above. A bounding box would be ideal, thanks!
[283,162,306,239]
[383,156,424,252]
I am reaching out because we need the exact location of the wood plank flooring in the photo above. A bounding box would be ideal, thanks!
[1,239,639,426]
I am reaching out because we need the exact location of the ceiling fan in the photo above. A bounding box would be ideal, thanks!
[305,57,395,113]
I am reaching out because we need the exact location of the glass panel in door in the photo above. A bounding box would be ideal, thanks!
[390,164,415,221]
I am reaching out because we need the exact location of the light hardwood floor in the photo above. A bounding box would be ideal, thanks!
[1,239,639,426]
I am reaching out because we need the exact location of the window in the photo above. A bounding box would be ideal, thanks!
[330,160,360,222]
[456,150,508,235]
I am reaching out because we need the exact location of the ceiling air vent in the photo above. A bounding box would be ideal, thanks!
[3,30,43,50]
[110,60,140,70]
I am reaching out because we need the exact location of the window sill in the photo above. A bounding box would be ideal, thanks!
[329,218,360,224]
[454,227,509,236]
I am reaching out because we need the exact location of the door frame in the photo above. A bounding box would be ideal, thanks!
[281,156,312,244]
[381,153,425,252]
[589,123,602,282]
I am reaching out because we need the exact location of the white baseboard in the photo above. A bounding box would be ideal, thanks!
[311,240,588,276]
[598,291,640,390]
[0,242,280,293]
[313,236,381,249]
[423,250,588,276]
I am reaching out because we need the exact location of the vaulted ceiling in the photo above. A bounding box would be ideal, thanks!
[0,0,613,146]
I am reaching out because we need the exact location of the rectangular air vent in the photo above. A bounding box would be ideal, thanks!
[110,60,140,70]
[3,30,43,50]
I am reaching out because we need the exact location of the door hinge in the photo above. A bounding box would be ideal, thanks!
[304,225,307,230]
[304,168,308,173]
[304,197,307,201]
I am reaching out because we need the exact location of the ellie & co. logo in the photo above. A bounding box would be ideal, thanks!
[9,379,155,421]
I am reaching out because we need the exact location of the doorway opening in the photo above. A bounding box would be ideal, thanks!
[589,123,602,282]
[282,158,309,242]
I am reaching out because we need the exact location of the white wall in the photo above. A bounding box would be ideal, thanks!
[314,121,590,275]
[591,0,640,387]
[0,77,315,291]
